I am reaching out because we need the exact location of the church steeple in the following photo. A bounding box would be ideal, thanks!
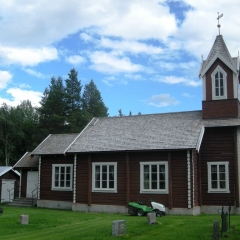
[199,34,240,119]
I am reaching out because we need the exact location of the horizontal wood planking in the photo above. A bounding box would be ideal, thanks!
[40,155,74,202]
[200,127,236,206]
[202,99,239,119]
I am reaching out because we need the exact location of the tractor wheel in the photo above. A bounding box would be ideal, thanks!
[156,210,163,217]
[137,209,144,216]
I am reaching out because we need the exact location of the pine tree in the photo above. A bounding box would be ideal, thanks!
[82,79,108,120]
[38,76,67,136]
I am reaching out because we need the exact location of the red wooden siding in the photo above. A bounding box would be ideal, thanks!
[192,150,199,207]
[21,170,28,198]
[40,155,74,202]
[90,152,126,206]
[171,151,188,208]
[40,150,196,210]
[202,99,239,119]
[199,127,236,206]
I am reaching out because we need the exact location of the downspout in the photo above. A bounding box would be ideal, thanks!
[187,150,191,209]
[192,150,195,208]
[19,169,22,198]
[73,154,77,204]
[37,156,41,200]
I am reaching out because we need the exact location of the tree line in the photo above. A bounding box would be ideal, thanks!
[0,69,108,166]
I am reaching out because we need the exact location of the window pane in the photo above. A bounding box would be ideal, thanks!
[211,181,217,188]
[102,181,107,188]
[95,166,100,173]
[95,180,100,188]
[151,181,157,189]
[160,182,165,189]
[60,180,64,187]
[102,166,107,173]
[159,173,165,181]
[109,181,114,188]
[151,165,157,172]
[219,173,225,181]
[219,165,225,172]
[159,165,165,172]
[211,173,217,181]
[220,181,226,189]
[211,165,217,172]
[215,77,219,87]
[102,173,107,181]
[144,165,149,173]
[152,173,157,181]
[66,181,70,187]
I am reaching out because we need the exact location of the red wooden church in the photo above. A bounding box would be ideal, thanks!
[15,33,240,215]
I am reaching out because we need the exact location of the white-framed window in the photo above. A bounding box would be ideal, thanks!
[211,66,227,100]
[92,162,117,192]
[207,162,230,193]
[140,161,168,194]
[52,164,73,191]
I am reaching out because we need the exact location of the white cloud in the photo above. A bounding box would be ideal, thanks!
[0,0,177,48]
[0,46,58,66]
[0,71,12,89]
[182,92,195,98]
[0,88,43,107]
[100,38,163,55]
[146,94,180,108]
[79,33,95,43]
[156,75,201,87]
[89,51,144,74]
[66,55,85,65]
[24,68,48,78]
[176,0,240,58]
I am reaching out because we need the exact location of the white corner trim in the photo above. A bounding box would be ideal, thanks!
[196,126,205,152]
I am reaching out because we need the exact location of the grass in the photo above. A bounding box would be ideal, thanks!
[0,205,240,239]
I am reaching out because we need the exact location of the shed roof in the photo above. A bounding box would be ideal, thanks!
[32,133,79,155]
[0,166,20,177]
[13,152,39,168]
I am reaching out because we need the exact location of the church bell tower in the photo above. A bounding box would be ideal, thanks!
[199,14,240,119]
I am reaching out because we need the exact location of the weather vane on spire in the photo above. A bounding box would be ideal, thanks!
[217,12,223,35]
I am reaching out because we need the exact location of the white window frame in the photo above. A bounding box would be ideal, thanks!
[52,164,73,191]
[92,162,117,193]
[140,161,168,194]
[211,66,227,100]
[207,162,230,193]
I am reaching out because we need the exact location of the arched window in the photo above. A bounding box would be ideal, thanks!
[211,66,227,100]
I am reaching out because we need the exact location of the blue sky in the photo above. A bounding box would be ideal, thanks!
[0,0,239,116]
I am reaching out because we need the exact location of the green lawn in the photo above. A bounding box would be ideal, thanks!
[0,205,239,239]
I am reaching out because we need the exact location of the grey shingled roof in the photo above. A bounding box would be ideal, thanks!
[32,133,79,155]
[66,111,203,153]
[30,111,240,155]
[203,118,240,127]
[199,35,238,77]
[13,152,39,168]
[0,166,20,177]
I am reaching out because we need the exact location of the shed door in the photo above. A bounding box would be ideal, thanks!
[1,180,15,203]
[27,171,38,198]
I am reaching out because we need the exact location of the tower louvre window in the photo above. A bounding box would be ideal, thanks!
[211,66,227,100]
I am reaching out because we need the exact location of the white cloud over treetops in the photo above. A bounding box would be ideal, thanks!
[146,94,180,108]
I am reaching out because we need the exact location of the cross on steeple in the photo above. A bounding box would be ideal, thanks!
[217,12,223,35]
